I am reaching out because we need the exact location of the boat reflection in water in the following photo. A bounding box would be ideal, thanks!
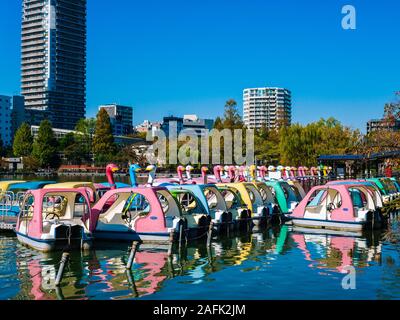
[12,227,289,300]
[13,244,171,300]
[9,225,387,300]
[291,227,382,273]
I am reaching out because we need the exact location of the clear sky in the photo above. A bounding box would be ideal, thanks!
[0,0,399,132]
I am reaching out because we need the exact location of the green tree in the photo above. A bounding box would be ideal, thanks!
[58,132,82,164]
[279,118,360,166]
[32,120,60,168]
[254,126,280,165]
[75,118,96,160]
[208,99,245,164]
[213,117,223,130]
[59,132,75,151]
[222,99,244,130]
[13,123,33,157]
[23,155,40,171]
[92,109,116,164]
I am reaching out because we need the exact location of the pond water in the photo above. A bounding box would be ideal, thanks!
[1,175,399,300]
[1,222,399,300]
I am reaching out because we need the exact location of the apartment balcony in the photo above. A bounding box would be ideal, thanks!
[21,25,45,35]
[22,21,44,30]
[22,51,45,59]
[25,102,46,108]
[21,40,45,49]
[21,75,45,82]
[21,45,45,54]
[24,95,46,101]
[23,15,43,23]
[22,69,45,77]
[22,32,45,41]
[22,92,46,99]
[21,84,44,91]
[21,57,45,65]
[21,63,45,71]
[23,2,44,10]
[23,9,43,17]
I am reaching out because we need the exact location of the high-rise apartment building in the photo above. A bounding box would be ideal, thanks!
[99,104,134,136]
[243,87,292,129]
[21,0,87,130]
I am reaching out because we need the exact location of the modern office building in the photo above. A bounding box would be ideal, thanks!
[160,116,184,137]
[367,118,400,134]
[243,87,292,129]
[11,96,26,136]
[99,104,134,136]
[0,95,12,146]
[21,0,87,130]
[160,114,214,137]
[183,114,214,136]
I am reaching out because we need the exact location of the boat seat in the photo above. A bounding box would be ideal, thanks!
[306,205,325,214]
[102,210,142,225]
[42,198,68,219]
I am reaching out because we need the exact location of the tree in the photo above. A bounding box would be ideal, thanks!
[254,126,280,165]
[213,116,223,130]
[114,144,148,167]
[23,156,40,171]
[59,132,75,151]
[32,120,59,168]
[279,118,360,166]
[75,118,96,162]
[222,99,244,130]
[383,91,400,124]
[92,109,116,164]
[58,132,82,164]
[356,92,400,155]
[13,122,33,157]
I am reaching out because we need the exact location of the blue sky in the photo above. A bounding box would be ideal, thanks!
[0,0,399,132]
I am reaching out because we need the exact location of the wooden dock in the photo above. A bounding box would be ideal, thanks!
[0,217,17,231]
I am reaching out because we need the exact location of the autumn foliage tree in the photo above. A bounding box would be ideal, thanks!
[357,91,400,155]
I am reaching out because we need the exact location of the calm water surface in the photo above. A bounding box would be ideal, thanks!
[1,222,400,300]
[1,175,399,300]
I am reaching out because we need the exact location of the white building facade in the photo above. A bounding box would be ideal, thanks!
[243,87,292,129]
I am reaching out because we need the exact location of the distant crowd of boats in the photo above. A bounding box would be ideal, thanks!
[0,164,399,252]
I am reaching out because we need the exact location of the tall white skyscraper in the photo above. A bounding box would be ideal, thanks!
[21,0,87,129]
[243,87,291,129]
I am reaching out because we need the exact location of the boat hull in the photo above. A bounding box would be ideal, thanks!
[291,217,367,232]
[93,230,171,244]
[16,232,92,252]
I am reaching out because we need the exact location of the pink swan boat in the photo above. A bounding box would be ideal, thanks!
[291,184,382,231]
[15,188,94,251]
